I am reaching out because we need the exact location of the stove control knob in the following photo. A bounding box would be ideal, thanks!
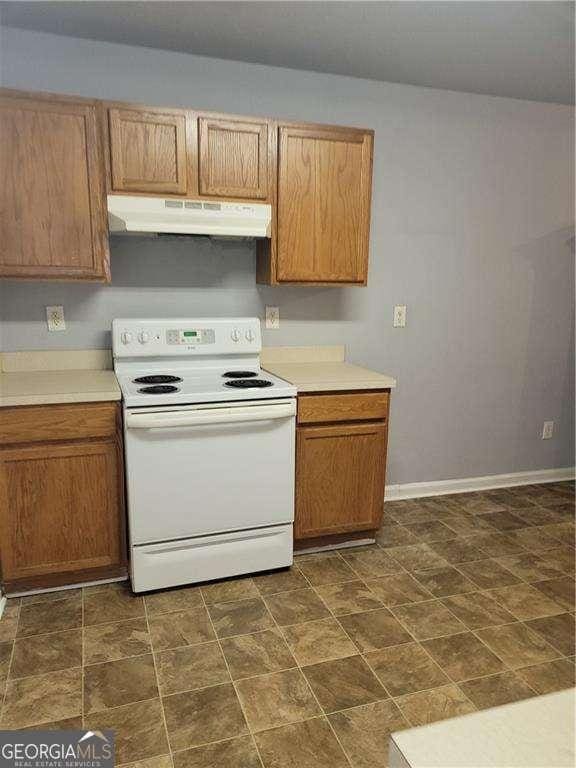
[121,331,133,345]
[138,331,150,344]
[245,329,255,342]
[230,328,241,343]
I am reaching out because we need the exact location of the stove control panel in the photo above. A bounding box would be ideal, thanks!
[167,329,216,345]
[112,318,262,358]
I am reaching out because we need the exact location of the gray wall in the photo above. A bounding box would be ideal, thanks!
[1,26,574,484]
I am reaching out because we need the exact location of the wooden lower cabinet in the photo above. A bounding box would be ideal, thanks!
[295,392,389,542]
[0,402,126,593]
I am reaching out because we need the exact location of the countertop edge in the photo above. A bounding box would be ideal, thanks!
[263,361,397,393]
[287,380,395,393]
[0,369,121,408]
[0,391,122,408]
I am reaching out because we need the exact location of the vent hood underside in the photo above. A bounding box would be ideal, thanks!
[107,195,272,238]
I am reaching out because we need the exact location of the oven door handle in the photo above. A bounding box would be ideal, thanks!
[125,402,296,430]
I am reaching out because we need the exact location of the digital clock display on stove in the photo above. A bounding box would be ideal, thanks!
[166,328,216,345]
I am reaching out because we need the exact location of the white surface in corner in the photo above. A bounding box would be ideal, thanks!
[390,689,575,768]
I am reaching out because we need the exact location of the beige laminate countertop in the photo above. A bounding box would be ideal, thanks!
[389,689,575,768]
[0,367,121,408]
[262,347,396,392]
[0,346,394,406]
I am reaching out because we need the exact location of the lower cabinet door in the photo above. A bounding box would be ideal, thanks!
[0,438,125,589]
[295,421,388,539]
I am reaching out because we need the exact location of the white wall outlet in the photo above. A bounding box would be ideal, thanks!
[393,304,407,327]
[542,421,554,439]
[265,306,280,329]
[46,305,66,332]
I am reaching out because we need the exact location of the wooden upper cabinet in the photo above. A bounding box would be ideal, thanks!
[108,106,190,194]
[276,124,373,284]
[198,116,270,199]
[0,90,109,281]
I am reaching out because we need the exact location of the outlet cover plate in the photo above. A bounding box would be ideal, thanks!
[46,305,66,332]
[393,304,407,327]
[265,306,280,329]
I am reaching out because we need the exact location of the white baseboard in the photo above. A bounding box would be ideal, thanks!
[385,467,575,501]
[0,594,6,620]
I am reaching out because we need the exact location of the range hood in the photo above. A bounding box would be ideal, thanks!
[107,195,271,238]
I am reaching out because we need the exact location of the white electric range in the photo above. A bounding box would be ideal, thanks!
[112,318,296,592]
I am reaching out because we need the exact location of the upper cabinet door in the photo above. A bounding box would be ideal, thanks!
[0,91,109,281]
[108,106,189,194]
[277,125,373,284]
[198,116,270,199]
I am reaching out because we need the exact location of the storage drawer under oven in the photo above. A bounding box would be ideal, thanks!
[131,524,293,592]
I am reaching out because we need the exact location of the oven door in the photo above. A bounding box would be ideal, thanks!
[124,399,296,544]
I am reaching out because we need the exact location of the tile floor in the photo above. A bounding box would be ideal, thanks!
[0,482,574,767]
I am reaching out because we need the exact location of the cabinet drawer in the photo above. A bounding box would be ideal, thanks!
[297,392,389,425]
[0,402,118,445]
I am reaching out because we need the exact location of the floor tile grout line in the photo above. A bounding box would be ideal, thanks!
[27,553,570,639]
[481,585,567,623]
[1,484,572,730]
[199,588,267,768]
[358,600,464,694]
[260,576,356,768]
[517,616,575,657]
[470,625,565,668]
[15,618,574,692]
[116,755,171,768]
[7,697,161,733]
[81,589,85,727]
[165,714,344,754]
[379,496,573,710]
[297,544,571,702]
[16,606,570,692]
[142,597,173,764]
[386,604,466,644]
[73,639,569,723]
[0,601,20,726]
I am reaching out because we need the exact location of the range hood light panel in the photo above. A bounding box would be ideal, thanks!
[107,195,272,239]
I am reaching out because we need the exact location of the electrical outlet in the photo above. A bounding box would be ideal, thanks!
[266,306,280,329]
[393,304,407,327]
[46,305,66,332]
[542,421,554,439]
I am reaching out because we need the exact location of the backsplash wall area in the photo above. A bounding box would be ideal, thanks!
[0,26,574,486]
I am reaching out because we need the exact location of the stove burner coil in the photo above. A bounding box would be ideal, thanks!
[224,379,274,389]
[134,375,183,385]
[222,371,258,379]
[137,385,180,394]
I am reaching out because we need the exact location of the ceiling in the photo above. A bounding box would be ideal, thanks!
[1,1,574,104]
